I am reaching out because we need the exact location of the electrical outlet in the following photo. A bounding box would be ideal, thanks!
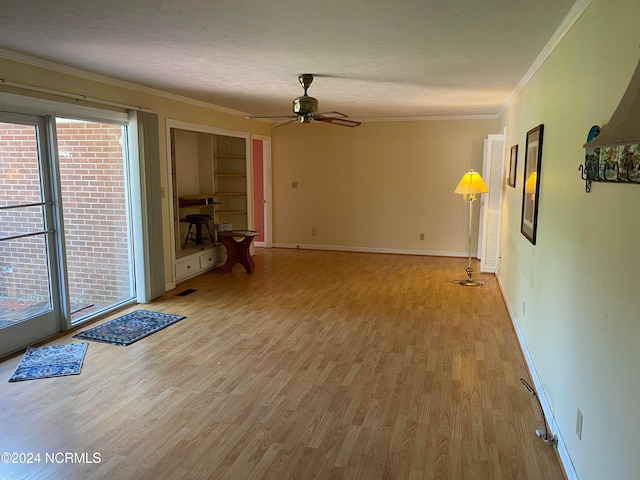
[523,301,526,316]
[419,233,425,240]
[291,181,298,188]
[576,408,583,440]
[311,228,316,236]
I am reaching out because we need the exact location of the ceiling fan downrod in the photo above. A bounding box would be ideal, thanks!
[298,73,314,95]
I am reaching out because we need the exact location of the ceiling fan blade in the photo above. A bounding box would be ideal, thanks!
[316,111,348,118]
[315,116,361,127]
[244,114,297,119]
[273,118,298,128]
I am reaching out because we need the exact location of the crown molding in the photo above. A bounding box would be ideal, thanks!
[0,48,250,117]
[499,0,593,116]
[363,114,500,122]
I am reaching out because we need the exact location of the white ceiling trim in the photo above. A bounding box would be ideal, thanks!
[499,0,592,116]
[0,47,249,117]
[364,114,500,122]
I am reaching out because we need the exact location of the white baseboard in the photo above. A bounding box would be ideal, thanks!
[273,242,468,258]
[495,272,578,480]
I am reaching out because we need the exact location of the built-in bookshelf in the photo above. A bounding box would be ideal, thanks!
[168,121,249,281]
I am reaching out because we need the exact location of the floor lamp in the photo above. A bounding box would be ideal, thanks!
[454,169,489,286]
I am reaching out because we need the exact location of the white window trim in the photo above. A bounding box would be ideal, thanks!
[0,91,129,125]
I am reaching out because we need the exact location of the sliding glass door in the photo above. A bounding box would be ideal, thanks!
[0,112,61,354]
[0,111,136,356]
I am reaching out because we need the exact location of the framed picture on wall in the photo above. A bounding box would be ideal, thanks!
[508,145,518,188]
[521,124,544,245]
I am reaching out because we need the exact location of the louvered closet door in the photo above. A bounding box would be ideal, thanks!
[479,134,505,273]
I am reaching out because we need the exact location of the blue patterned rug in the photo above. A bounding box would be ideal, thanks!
[73,310,186,346]
[9,343,88,382]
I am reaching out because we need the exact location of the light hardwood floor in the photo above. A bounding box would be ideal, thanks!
[0,248,565,480]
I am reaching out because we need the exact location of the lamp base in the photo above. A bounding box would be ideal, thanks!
[455,267,483,286]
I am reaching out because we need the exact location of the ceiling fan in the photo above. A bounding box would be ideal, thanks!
[245,74,361,128]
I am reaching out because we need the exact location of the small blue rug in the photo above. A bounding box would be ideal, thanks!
[9,343,88,382]
[73,310,186,346]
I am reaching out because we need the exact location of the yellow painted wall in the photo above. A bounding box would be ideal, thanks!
[499,1,640,478]
[271,118,500,254]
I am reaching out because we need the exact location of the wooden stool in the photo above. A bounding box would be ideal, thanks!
[219,230,259,273]
[183,214,215,250]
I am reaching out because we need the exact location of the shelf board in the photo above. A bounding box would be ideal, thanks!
[179,193,224,200]
[215,173,246,177]
[178,193,223,207]
[214,154,245,159]
[217,210,247,215]
[179,201,221,207]
[215,192,246,196]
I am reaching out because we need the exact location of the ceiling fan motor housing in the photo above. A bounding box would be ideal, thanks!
[293,95,318,115]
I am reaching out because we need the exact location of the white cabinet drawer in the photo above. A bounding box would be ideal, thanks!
[199,251,216,268]
[175,258,199,279]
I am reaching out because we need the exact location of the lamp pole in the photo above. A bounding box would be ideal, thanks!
[459,193,481,286]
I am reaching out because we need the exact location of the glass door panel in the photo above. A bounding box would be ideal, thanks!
[0,114,59,354]
[55,118,135,323]
[0,236,51,323]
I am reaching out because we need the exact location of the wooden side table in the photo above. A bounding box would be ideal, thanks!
[218,230,259,273]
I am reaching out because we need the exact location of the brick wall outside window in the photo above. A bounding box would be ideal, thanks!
[0,124,49,303]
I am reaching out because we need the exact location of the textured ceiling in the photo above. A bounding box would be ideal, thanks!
[0,0,581,120]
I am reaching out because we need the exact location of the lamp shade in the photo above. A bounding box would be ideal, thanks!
[454,169,489,195]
